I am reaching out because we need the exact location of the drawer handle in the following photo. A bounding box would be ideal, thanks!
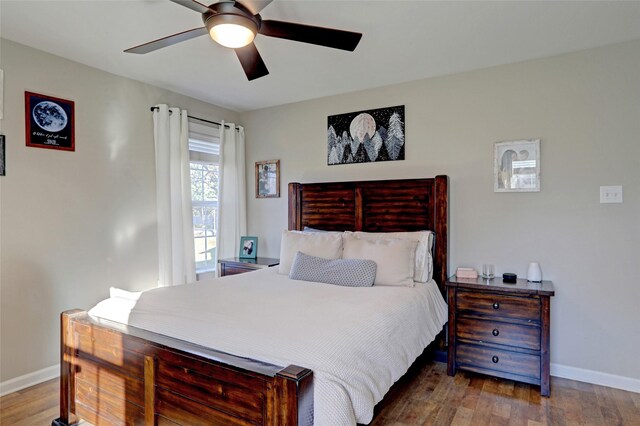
[492,355,499,364]
[492,329,500,336]
[492,302,500,310]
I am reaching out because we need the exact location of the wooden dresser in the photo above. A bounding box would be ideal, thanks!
[219,257,280,276]
[446,276,555,396]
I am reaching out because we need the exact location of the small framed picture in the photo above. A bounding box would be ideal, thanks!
[255,159,280,198]
[0,135,5,176]
[494,139,540,192]
[25,91,75,151]
[239,236,258,259]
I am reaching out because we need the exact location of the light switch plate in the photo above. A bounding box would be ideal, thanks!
[600,185,623,203]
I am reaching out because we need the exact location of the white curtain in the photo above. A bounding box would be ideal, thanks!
[216,121,247,270]
[153,104,196,286]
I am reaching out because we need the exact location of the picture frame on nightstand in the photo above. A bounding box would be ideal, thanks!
[239,236,258,259]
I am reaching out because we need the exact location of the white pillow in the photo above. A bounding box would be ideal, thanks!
[347,231,434,282]
[342,234,417,287]
[278,230,343,275]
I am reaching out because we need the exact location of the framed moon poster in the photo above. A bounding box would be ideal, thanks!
[25,91,75,151]
[327,105,405,165]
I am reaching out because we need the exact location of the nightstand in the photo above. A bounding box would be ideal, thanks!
[219,257,280,277]
[446,276,555,396]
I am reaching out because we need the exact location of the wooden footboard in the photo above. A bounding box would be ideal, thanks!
[53,310,313,426]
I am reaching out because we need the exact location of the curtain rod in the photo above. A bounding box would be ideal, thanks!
[149,106,238,131]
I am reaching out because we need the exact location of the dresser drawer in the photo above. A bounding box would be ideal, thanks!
[457,290,540,322]
[222,265,256,276]
[219,258,279,277]
[457,342,540,379]
[457,317,540,351]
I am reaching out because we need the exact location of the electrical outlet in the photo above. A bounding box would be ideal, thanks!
[600,186,623,204]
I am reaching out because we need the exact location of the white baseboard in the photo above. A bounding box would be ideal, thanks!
[551,363,640,394]
[0,364,59,397]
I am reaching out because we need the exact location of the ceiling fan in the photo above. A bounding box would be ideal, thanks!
[125,0,363,81]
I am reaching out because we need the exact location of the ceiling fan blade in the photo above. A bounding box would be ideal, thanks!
[124,27,208,54]
[170,0,212,14]
[259,20,362,52]
[235,42,269,81]
[236,0,273,15]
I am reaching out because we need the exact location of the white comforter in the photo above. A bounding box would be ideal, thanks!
[89,267,448,425]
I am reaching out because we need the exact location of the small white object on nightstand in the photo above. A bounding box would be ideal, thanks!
[527,262,542,282]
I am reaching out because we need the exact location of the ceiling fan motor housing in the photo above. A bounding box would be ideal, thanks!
[202,2,261,36]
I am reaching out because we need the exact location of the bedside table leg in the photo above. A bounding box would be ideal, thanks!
[540,296,551,396]
[447,287,456,376]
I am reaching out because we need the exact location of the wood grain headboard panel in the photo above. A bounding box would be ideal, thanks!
[288,176,449,294]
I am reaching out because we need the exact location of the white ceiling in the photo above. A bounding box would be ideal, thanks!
[2,1,640,112]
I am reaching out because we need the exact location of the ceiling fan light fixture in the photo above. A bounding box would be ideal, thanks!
[206,14,257,49]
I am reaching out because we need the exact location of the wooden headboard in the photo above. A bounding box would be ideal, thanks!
[288,176,449,294]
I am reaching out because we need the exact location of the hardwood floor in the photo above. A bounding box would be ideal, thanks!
[0,378,59,426]
[370,359,640,426]
[2,359,639,425]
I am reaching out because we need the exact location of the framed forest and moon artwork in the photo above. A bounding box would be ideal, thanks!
[255,159,280,198]
[25,91,75,151]
[239,236,258,259]
[328,105,405,165]
[494,139,540,192]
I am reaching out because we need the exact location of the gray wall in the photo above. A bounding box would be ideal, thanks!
[0,39,240,382]
[242,40,640,381]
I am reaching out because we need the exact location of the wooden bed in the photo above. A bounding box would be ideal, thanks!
[53,176,448,426]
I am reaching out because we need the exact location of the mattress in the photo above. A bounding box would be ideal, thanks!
[89,267,448,425]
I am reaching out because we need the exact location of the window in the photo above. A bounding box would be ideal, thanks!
[188,121,220,274]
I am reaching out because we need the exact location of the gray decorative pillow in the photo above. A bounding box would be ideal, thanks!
[289,251,376,287]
